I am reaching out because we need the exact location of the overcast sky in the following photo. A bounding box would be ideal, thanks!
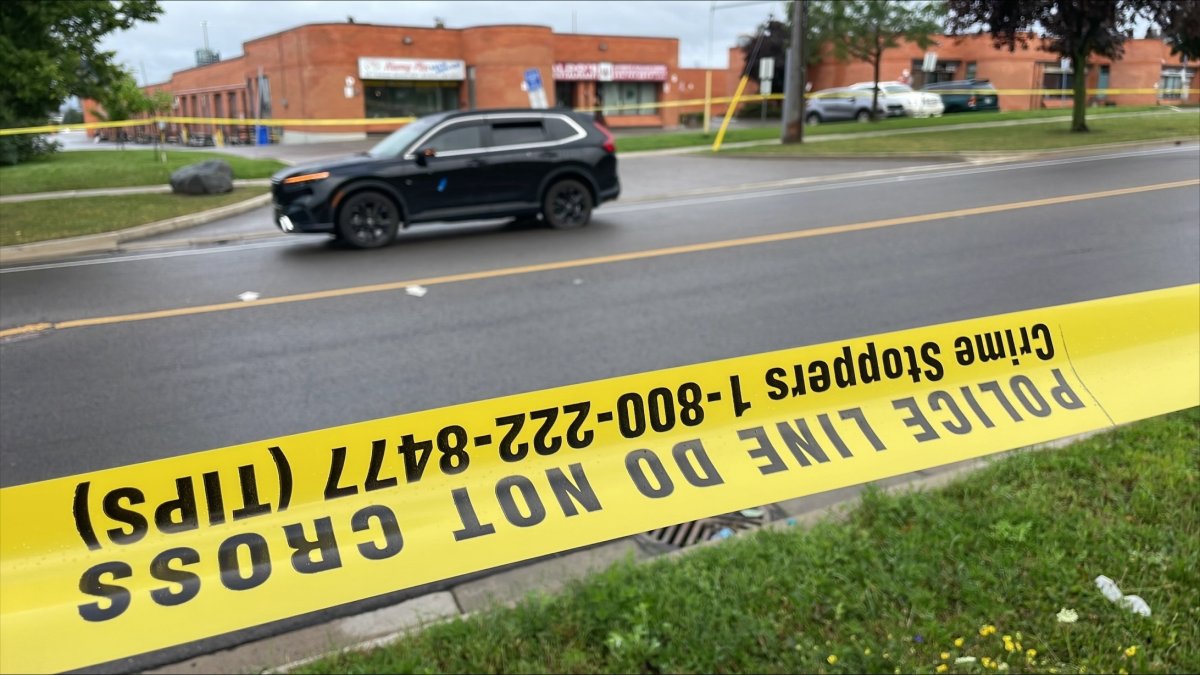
[100,0,785,86]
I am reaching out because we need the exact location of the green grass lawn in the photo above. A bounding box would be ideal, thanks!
[0,188,265,246]
[0,150,286,195]
[728,110,1200,155]
[299,408,1199,675]
[615,105,1165,152]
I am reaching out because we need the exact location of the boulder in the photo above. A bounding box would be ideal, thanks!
[170,159,234,195]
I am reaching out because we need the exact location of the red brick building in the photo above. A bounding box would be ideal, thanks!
[802,34,1196,111]
[104,22,687,143]
[91,22,1194,143]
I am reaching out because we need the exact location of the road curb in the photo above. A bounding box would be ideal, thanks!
[0,192,272,266]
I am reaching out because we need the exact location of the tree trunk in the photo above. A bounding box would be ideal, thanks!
[1071,50,1088,132]
[871,50,882,122]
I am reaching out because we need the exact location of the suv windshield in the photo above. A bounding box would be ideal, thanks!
[884,84,913,94]
[367,115,442,158]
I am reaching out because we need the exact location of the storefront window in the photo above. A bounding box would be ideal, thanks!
[598,82,657,116]
[364,81,459,118]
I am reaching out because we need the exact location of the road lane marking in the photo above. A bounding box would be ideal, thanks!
[2,178,1194,339]
[2,144,1196,275]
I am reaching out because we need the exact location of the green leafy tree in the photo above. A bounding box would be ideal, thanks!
[1146,0,1200,60]
[822,0,943,121]
[945,0,1159,132]
[0,0,161,162]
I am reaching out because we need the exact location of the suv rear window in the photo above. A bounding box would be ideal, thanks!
[544,117,579,141]
[491,121,546,146]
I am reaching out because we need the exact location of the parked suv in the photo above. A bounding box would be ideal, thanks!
[922,79,1001,113]
[805,87,895,124]
[271,109,620,248]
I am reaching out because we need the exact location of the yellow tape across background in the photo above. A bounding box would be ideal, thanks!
[1,285,1197,673]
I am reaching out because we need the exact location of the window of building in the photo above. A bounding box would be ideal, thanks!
[910,60,960,88]
[491,121,546,146]
[965,62,977,81]
[364,81,459,118]
[258,74,271,117]
[598,82,657,116]
[1041,63,1073,100]
[554,81,576,108]
[1159,68,1193,99]
[417,122,485,154]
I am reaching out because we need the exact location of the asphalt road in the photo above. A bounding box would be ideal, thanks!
[1,144,1197,487]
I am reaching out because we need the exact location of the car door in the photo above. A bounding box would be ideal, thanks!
[482,116,556,208]
[403,119,494,220]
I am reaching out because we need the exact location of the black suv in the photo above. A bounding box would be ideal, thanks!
[271,109,620,248]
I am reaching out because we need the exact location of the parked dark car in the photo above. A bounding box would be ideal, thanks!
[922,79,1001,113]
[271,108,620,248]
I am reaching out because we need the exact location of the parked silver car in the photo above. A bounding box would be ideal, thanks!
[803,87,900,125]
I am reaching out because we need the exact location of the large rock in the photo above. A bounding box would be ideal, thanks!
[170,159,234,195]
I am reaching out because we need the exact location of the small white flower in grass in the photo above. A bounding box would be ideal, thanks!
[1057,607,1079,623]
[955,656,978,665]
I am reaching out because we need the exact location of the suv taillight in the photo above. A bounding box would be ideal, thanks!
[594,121,615,153]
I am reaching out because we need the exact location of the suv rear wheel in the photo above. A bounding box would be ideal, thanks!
[855,109,872,122]
[337,190,400,248]
[543,179,592,229]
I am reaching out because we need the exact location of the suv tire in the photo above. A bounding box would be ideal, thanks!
[542,179,592,229]
[805,112,821,126]
[337,190,400,249]
[855,109,871,122]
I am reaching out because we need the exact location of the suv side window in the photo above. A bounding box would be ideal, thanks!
[491,120,546,147]
[418,122,486,154]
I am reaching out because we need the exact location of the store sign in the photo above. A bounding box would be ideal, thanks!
[358,57,466,81]
[553,62,668,82]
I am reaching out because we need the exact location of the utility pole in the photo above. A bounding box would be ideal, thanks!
[781,0,807,143]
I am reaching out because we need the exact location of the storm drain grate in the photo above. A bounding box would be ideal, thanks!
[639,507,775,550]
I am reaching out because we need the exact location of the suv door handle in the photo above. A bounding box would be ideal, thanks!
[538,151,558,159]
[467,158,487,168]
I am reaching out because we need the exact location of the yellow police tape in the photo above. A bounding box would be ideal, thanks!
[1,90,1190,136]
[1,285,1197,672]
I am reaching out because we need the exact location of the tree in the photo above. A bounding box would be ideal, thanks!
[822,0,943,121]
[1146,0,1200,60]
[945,0,1158,132]
[741,2,838,85]
[0,1,161,161]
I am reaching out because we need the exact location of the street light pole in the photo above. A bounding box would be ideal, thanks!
[782,0,807,143]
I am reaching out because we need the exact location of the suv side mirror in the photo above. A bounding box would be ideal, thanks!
[416,147,436,166]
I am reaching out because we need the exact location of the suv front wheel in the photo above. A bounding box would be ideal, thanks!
[337,190,400,248]
[543,179,593,229]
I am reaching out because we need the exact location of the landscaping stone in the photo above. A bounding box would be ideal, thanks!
[170,160,234,195]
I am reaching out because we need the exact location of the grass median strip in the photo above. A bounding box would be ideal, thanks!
[298,408,1199,675]
[0,150,285,195]
[728,111,1200,155]
[615,105,1162,152]
[0,188,265,246]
